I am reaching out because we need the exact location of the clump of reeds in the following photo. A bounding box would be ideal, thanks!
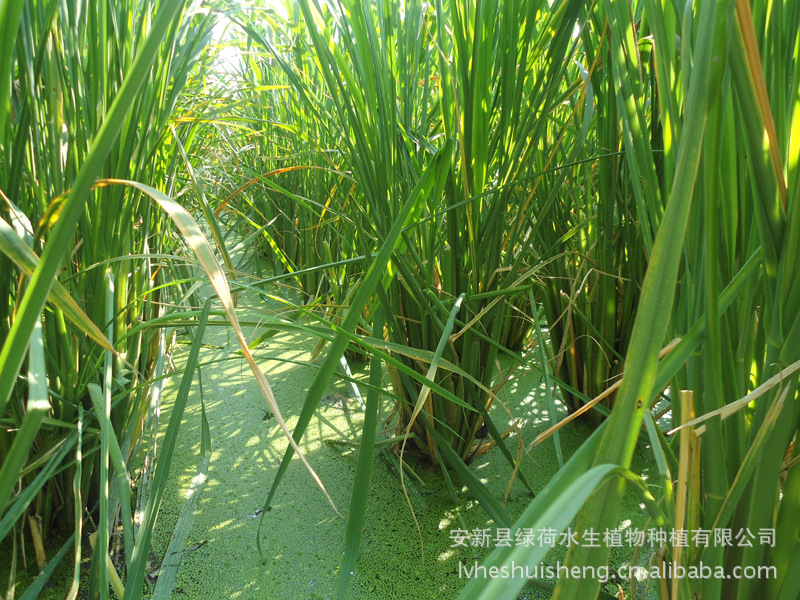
[223,1,800,600]
[0,1,225,597]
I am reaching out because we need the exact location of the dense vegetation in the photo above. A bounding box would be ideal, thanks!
[1,0,799,599]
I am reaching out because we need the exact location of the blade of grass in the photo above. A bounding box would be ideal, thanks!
[87,384,134,569]
[530,297,563,466]
[65,406,84,600]
[0,0,25,135]
[333,305,384,600]
[400,294,465,446]
[458,464,627,600]
[87,271,115,600]
[152,369,212,599]
[123,298,211,600]
[0,318,51,519]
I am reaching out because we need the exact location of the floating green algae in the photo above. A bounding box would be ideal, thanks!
[142,320,658,600]
[0,243,657,600]
[0,318,657,599]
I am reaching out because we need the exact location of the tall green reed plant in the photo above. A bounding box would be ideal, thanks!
[528,48,651,426]
[224,1,607,597]
[0,0,227,597]
[253,0,591,469]
[460,0,800,598]
[384,0,591,463]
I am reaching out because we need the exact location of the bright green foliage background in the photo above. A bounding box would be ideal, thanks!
[2,0,800,599]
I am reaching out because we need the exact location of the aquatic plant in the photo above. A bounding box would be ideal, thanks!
[0,0,219,597]
[3,0,799,599]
